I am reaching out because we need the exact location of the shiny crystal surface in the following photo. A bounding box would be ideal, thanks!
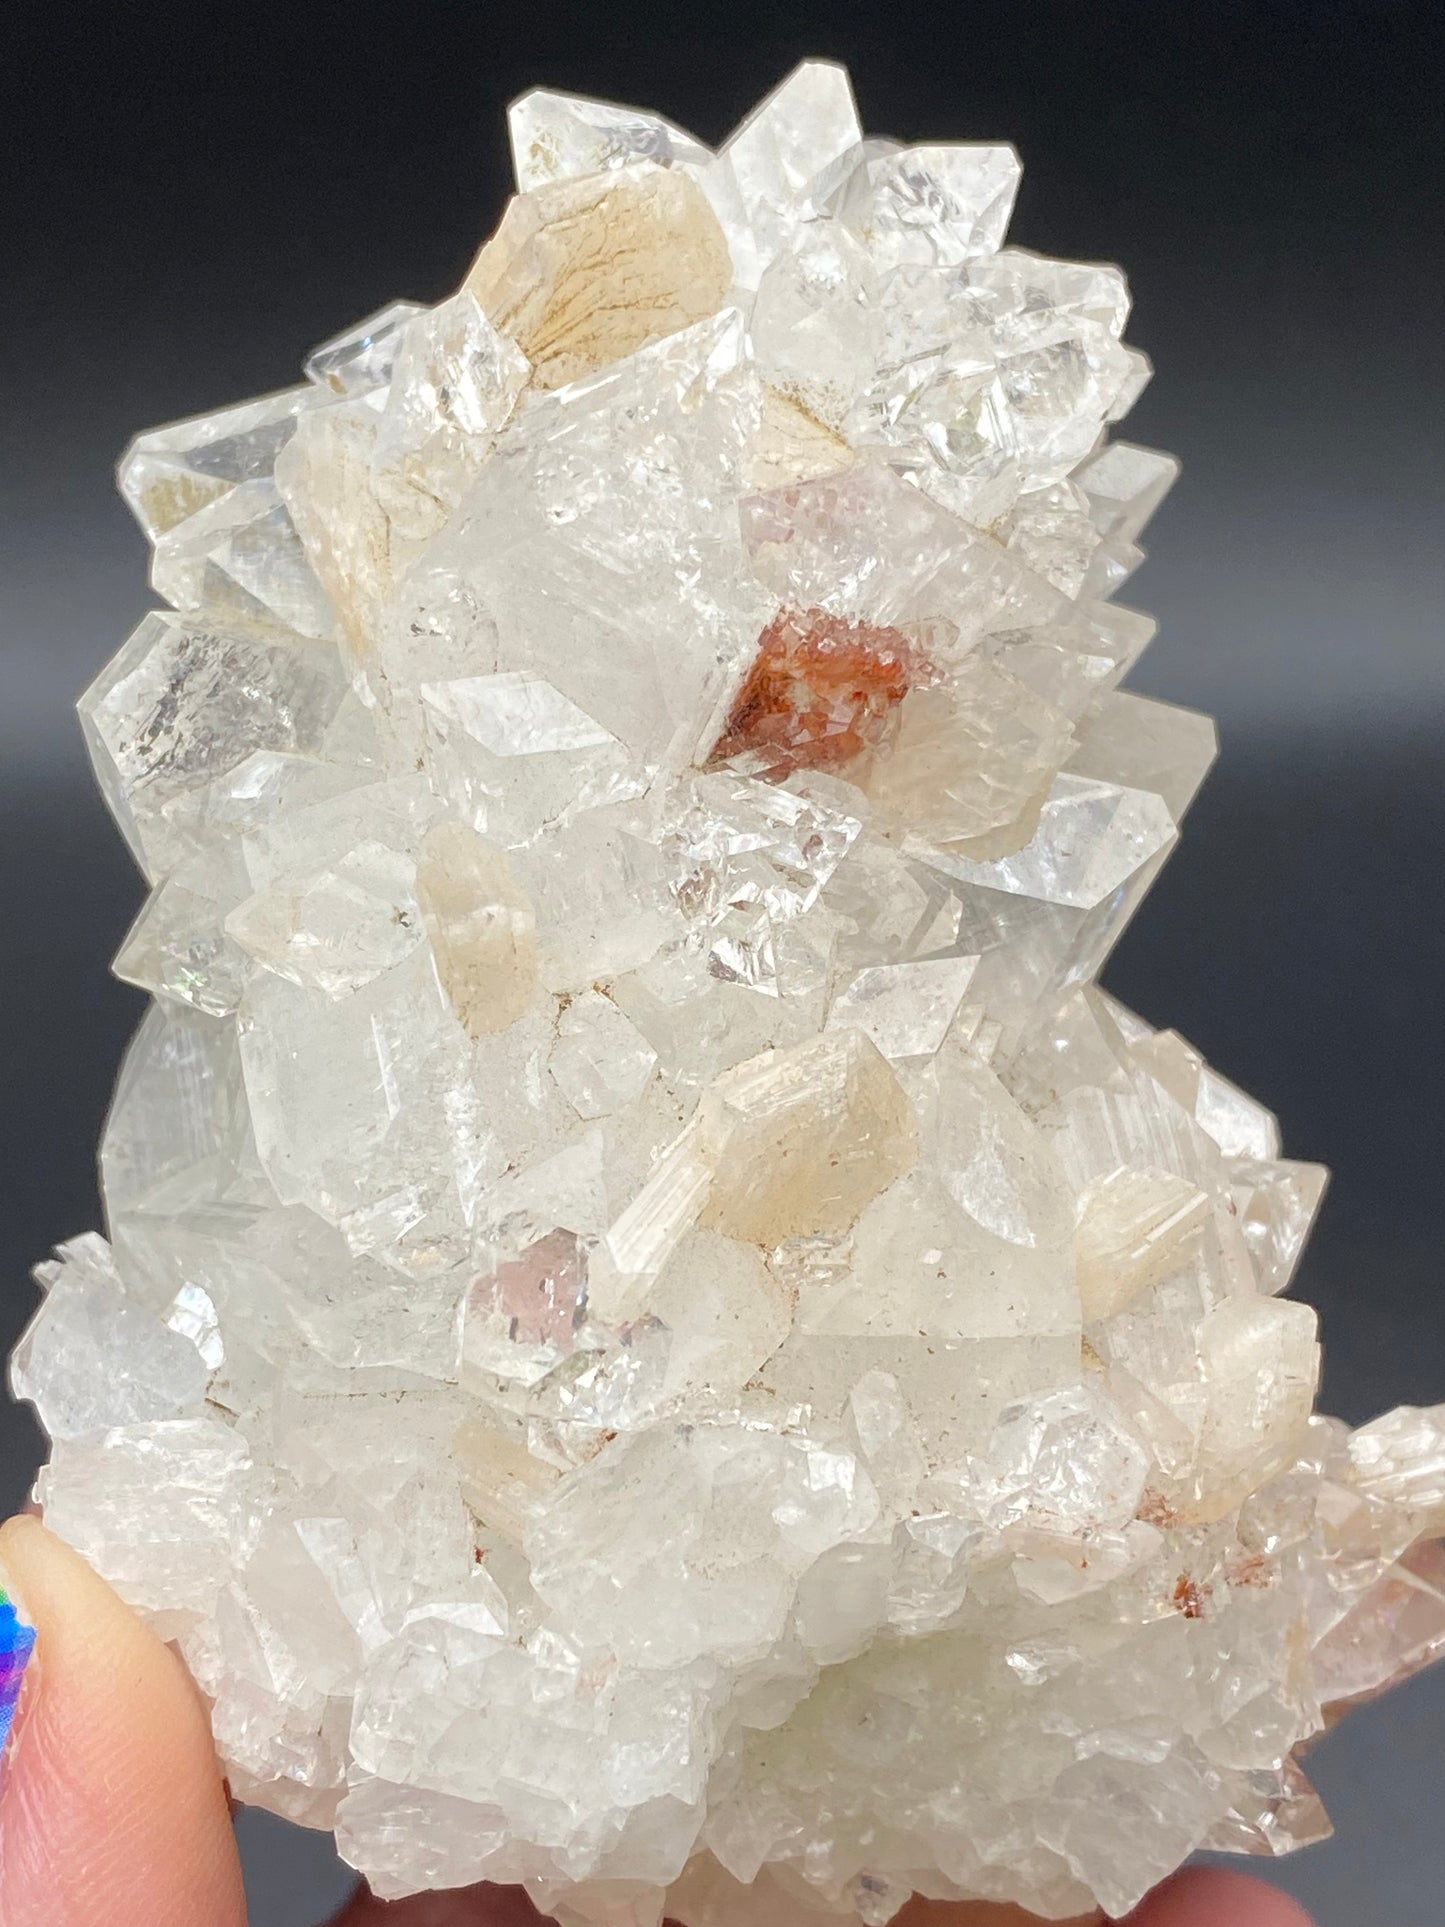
[14,59,1444,1927]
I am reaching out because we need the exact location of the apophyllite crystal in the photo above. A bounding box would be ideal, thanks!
[15,58,1445,1923]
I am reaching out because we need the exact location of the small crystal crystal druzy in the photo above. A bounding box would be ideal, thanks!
[14,59,1445,1924]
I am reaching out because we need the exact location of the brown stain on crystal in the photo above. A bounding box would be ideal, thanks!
[1136,1490,1180,1529]
[1226,1548,1275,1590]
[708,606,920,775]
[464,165,731,390]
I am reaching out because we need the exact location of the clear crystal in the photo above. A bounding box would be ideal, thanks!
[397,309,771,771]
[826,138,1022,269]
[509,87,711,192]
[827,955,978,1060]
[114,845,256,1017]
[304,300,425,396]
[371,292,530,540]
[119,386,320,540]
[79,610,352,878]
[549,990,659,1119]
[149,477,338,640]
[701,61,862,289]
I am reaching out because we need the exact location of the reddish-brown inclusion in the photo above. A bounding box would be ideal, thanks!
[708,606,919,775]
[1173,1573,1208,1619]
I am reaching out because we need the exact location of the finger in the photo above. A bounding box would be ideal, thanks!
[0,1514,246,1927]
[1127,1866,1316,1925]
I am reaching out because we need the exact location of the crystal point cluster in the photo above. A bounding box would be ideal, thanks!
[16,60,1445,1925]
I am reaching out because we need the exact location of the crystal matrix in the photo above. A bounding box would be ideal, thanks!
[15,60,1445,1924]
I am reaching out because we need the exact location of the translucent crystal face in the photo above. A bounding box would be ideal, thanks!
[16,56,1445,1927]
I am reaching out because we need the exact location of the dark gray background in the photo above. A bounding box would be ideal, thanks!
[3,2,1442,1921]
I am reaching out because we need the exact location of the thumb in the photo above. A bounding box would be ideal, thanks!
[0,1513,247,1927]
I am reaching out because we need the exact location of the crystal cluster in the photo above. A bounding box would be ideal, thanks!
[15,61,1445,1924]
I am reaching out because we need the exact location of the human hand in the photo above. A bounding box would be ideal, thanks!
[0,1517,1315,1927]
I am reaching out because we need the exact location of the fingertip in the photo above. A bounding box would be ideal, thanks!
[0,1514,246,1927]
[1126,1865,1316,1926]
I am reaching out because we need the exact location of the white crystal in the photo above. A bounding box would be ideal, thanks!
[371,292,530,540]
[970,1380,1150,1536]
[920,771,1176,910]
[509,87,711,191]
[525,1422,879,1668]
[26,60,1445,1927]
[827,138,1022,268]
[701,61,862,289]
[398,309,770,771]
[119,386,320,540]
[1187,1296,1321,1519]
[149,476,337,640]
[304,301,425,395]
[1074,1167,1211,1320]
[750,225,882,433]
[826,956,977,1060]
[863,663,1075,859]
[273,397,400,652]
[549,991,659,1119]
[36,1416,254,1623]
[12,1235,209,1439]
[114,845,256,1017]
[697,1028,918,1246]
[79,610,351,878]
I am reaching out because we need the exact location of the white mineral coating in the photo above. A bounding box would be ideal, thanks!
[16,58,1444,1927]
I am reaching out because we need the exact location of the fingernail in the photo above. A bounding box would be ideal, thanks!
[0,1562,37,1768]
